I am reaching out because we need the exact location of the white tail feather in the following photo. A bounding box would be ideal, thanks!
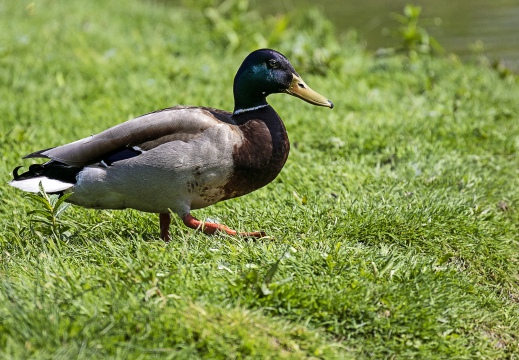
[9,177,74,193]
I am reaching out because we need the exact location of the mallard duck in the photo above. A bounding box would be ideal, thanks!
[9,49,333,240]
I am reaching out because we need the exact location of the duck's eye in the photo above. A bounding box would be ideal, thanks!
[268,59,278,68]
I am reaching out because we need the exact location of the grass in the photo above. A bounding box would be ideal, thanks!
[1,0,519,358]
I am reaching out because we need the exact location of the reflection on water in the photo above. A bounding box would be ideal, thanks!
[259,0,519,69]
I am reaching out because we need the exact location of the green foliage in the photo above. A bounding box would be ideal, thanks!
[25,185,75,240]
[390,4,444,58]
[278,9,344,75]
[199,0,262,51]
[491,59,516,81]
[1,0,519,358]
[230,246,288,297]
[194,0,344,74]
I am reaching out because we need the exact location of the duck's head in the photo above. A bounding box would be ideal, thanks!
[233,49,333,114]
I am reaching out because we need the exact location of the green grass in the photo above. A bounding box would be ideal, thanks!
[1,0,519,358]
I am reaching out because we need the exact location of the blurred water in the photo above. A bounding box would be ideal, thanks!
[260,0,519,70]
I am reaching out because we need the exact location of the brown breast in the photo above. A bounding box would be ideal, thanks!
[223,106,290,200]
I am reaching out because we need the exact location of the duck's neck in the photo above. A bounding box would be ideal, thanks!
[232,76,269,115]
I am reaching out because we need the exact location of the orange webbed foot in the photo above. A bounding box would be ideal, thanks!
[182,213,265,238]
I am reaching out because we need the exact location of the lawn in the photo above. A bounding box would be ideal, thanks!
[1,0,519,358]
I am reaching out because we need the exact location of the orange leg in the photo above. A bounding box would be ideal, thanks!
[182,213,265,238]
[159,213,171,241]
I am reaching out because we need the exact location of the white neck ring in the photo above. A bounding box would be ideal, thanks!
[233,104,268,115]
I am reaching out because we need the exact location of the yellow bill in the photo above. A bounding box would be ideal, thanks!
[284,73,333,108]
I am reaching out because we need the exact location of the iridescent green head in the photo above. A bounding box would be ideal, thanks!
[233,49,333,113]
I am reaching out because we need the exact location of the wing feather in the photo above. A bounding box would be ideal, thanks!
[25,107,232,166]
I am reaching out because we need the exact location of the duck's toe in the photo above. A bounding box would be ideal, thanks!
[181,213,266,238]
[237,230,266,238]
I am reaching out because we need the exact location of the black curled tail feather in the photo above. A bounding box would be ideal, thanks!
[12,164,45,180]
[11,161,82,184]
[12,166,24,180]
